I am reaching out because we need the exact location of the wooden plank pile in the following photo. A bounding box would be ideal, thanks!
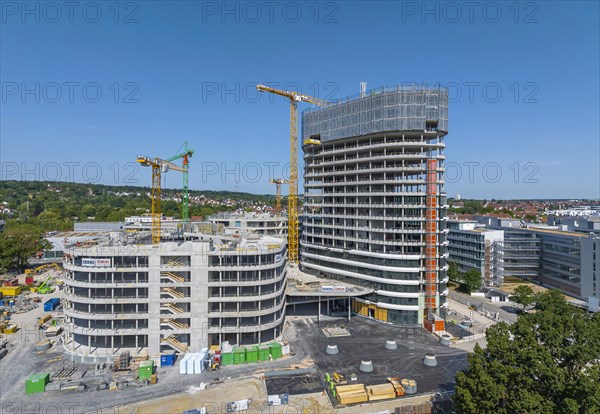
[335,384,368,405]
[366,383,397,401]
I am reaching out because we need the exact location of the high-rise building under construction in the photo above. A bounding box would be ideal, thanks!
[300,85,449,325]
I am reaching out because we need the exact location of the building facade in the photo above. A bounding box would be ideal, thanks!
[474,216,598,302]
[62,234,287,358]
[208,212,287,237]
[447,220,504,286]
[300,86,449,325]
[581,236,600,310]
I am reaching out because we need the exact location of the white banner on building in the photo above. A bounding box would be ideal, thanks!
[81,258,112,267]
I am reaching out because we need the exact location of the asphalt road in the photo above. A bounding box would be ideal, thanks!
[448,291,518,323]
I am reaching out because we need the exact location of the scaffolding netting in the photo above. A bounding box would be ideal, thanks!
[302,86,448,142]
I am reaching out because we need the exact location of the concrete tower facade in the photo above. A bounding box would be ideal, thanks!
[300,86,449,325]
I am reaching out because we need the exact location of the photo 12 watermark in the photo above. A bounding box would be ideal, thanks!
[401,1,540,24]
[445,161,540,184]
[201,81,339,104]
[1,402,138,414]
[1,82,140,104]
[200,1,340,24]
[0,161,141,184]
[1,1,140,24]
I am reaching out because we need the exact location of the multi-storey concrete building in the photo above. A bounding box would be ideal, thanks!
[208,212,287,237]
[446,220,504,286]
[473,216,599,306]
[581,236,600,311]
[62,233,287,359]
[547,214,600,234]
[300,85,449,325]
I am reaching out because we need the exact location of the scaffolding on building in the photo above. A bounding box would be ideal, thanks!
[425,158,438,315]
[302,85,448,143]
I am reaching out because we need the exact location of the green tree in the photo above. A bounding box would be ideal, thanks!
[511,285,535,309]
[454,290,600,414]
[447,262,461,283]
[80,204,96,218]
[0,224,52,272]
[462,268,482,293]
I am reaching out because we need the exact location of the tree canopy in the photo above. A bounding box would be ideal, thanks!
[0,180,277,232]
[0,224,52,272]
[447,262,461,283]
[462,268,482,293]
[448,262,482,293]
[454,290,600,414]
[511,285,536,309]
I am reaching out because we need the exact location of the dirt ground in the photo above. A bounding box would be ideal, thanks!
[501,277,550,295]
[131,377,334,414]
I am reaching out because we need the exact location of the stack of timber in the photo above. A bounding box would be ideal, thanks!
[336,384,368,404]
[366,383,397,401]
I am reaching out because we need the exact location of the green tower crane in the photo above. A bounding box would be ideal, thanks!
[167,142,194,222]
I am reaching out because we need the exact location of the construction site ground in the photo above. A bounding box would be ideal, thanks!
[303,317,467,401]
[2,305,470,413]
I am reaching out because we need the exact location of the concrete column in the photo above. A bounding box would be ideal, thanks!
[190,245,209,352]
[348,298,351,321]
[147,251,161,355]
[318,297,321,321]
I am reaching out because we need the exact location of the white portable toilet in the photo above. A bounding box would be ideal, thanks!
[194,353,203,374]
[187,354,197,375]
[179,354,190,375]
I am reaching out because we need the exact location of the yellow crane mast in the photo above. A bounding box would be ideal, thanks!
[270,178,287,214]
[136,155,186,244]
[257,84,330,263]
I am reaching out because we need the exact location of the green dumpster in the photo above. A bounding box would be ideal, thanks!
[221,352,234,366]
[233,346,246,364]
[245,346,258,363]
[26,373,49,394]
[138,360,154,380]
[258,345,270,361]
[269,342,282,359]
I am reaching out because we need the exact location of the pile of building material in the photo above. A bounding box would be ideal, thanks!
[113,351,131,371]
[366,383,396,401]
[38,314,52,327]
[51,362,78,380]
[401,379,417,395]
[322,326,350,337]
[387,377,405,397]
[335,384,368,405]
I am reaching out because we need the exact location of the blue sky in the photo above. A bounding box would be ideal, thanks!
[1,1,598,199]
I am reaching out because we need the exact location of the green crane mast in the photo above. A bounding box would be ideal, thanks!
[167,142,194,222]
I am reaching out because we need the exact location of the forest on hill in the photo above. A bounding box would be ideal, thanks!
[0,180,276,232]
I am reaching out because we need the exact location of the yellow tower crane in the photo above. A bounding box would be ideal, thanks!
[136,155,187,244]
[269,178,287,214]
[257,84,330,263]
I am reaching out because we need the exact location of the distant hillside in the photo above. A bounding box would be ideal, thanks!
[0,180,276,231]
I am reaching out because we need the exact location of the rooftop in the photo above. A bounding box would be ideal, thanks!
[302,84,448,142]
